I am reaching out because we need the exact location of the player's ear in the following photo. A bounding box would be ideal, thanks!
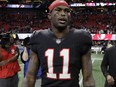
[48,13,51,20]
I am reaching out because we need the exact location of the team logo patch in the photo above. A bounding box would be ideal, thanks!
[56,39,61,44]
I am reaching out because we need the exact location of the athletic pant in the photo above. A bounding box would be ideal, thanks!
[0,73,19,87]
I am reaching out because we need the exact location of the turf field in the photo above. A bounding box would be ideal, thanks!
[18,53,105,87]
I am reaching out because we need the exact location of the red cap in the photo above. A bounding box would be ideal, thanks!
[48,0,69,12]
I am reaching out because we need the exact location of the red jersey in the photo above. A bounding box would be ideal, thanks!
[0,45,20,78]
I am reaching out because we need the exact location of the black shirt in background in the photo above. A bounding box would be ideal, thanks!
[101,45,116,81]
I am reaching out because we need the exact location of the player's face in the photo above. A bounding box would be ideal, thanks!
[49,6,71,31]
[10,37,14,44]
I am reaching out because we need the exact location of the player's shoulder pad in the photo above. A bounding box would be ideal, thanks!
[74,29,91,38]
[30,30,44,43]
[32,30,43,36]
[31,29,49,37]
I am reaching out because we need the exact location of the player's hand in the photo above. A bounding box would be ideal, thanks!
[107,75,115,85]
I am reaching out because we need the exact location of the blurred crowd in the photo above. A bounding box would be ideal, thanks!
[71,8,116,34]
[0,8,115,34]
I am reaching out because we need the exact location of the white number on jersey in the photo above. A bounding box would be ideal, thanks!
[45,49,71,79]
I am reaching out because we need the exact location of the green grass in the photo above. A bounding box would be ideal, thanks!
[18,64,24,87]
[93,60,105,87]
[91,53,103,59]
[92,53,105,87]
[18,53,106,87]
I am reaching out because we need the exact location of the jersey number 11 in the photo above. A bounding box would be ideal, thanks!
[45,49,71,79]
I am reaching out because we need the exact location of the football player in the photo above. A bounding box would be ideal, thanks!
[22,0,95,87]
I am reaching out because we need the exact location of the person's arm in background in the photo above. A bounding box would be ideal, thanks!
[20,47,29,64]
[7,47,19,63]
[21,36,30,63]
[82,49,95,87]
[0,47,19,66]
[22,50,39,87]
[22,47,29,61]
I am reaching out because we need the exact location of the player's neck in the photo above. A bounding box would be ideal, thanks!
[51,26,70,39]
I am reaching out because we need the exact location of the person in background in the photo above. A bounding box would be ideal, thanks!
[0,33,20,87]
[107,41,113,48]
[20,37,41,87]
[101,42,116,87]
[22,0,95,87]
